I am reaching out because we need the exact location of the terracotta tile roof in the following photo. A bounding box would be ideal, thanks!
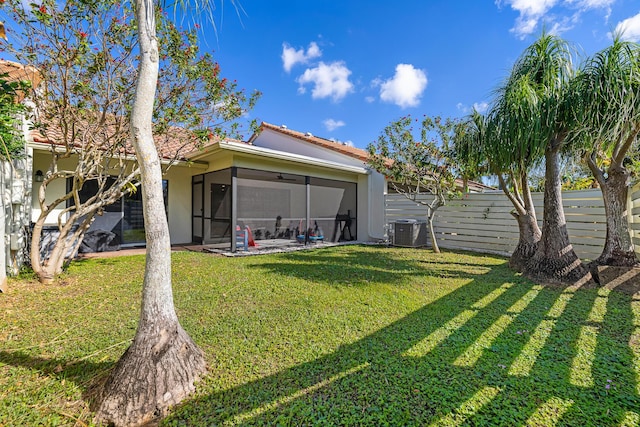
[258,122,370,162]
[0,59,42,100]
[30,114,218,161]
[0,59,42,86]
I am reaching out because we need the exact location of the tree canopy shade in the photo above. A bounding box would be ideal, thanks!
[572,35,640,267]
[0,0,259,284]
[367,115,459,253]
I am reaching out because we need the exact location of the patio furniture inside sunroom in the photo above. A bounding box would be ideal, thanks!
[192,167,357,252]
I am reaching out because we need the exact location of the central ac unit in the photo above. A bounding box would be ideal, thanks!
[392,219,427,248]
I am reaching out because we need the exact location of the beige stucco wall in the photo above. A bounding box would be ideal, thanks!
[31,149,203,245]
[363,170,386,241]
[30,142,389,247]
[32,151,78,226]
[163,163,201,244]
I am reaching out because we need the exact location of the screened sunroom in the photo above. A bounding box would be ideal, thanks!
[192,167,357,252]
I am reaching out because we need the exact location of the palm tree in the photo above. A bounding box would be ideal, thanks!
[573,36,640,267]
[94,1,207,425]
[511,33,591,285]
[455,101,542,272]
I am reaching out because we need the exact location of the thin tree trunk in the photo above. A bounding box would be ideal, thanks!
[30,215,54,284]
[94,1,206,425]
[595,165,638,266]
[524,144,592,285]
[427,209,440,253]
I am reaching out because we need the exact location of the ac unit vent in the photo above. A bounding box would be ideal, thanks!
[392,220,427,247]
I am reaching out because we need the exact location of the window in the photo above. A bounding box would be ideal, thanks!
[69,178,168,245]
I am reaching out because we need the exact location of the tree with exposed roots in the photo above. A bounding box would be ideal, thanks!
[91,0,256,424]
[0,0,258,284]
[573,35,640,267]
[454,107,543,272]
[367,115,459,253]
[507,33,591,285]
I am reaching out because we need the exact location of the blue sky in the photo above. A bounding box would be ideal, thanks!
[206,0,640,149]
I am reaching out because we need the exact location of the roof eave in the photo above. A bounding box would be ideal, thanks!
[217,139,368,174]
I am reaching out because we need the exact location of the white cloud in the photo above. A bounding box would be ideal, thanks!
[297,61,354,102]
[613,12,640,42]
[498,0,559,38]
[281,42,322,73]
[567,0,615,10]
[498,0,615,38]
[365,96,376,103]
[457,101,489,114]
[473,102,490,113]
[378,64,428,108]
[323,118,346,131]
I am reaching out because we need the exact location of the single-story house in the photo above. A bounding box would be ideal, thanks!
[30,121,391,252]
[5,59,490,259]
[30,120,492,254]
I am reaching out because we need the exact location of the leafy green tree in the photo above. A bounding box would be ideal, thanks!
[573,36,640,267]
[0,0,259,284]
[450,110,488,193]
[0,73,30,159]
[368,115,459,253]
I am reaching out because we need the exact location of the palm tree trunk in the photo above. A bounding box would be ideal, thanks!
[596,165,638,266]
[510,210,541,272]
[499,174,541,272]
[94,1,206,425]
[524,144,592,285]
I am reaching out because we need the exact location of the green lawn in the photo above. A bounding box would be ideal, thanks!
[1,245,639,426]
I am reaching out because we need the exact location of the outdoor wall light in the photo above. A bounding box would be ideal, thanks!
[35,170,44,182]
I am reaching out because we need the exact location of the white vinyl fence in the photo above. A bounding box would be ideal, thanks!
[385,185,638,261]
[629,183,640,252]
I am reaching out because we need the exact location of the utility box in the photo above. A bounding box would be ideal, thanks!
[392,219,427,248]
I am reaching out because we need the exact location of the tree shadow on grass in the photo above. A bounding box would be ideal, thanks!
[0,350,112,388]
[164,259,640,426]
[248,247,497,287]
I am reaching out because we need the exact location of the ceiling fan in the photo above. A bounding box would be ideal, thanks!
[276,173,297,181]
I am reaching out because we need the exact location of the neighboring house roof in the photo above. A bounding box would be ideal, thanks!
[0,59,42,87]
[251,121,494,192]
[28,109,225,162]
[251,122,370,162]
[0,59,42,101]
